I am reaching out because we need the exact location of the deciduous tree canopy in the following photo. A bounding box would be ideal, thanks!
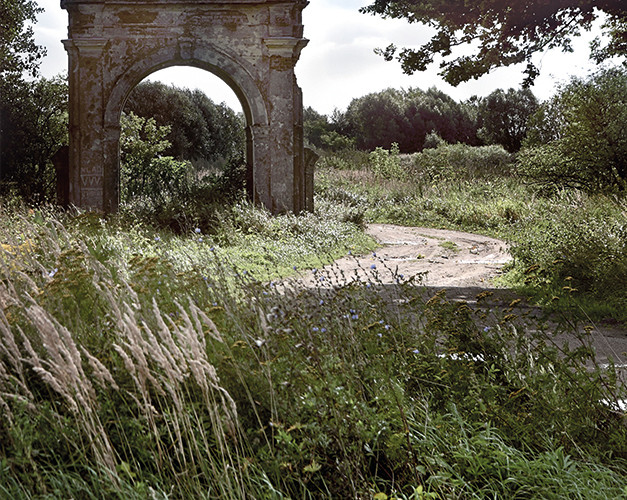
[124,81,245,173]
[0,0,45,92]
[477,88,538,153]
[361,0,626,85]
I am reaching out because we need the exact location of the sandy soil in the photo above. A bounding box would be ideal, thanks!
[294,224,627,385]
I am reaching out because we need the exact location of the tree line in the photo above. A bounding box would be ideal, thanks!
[304,86,539,154]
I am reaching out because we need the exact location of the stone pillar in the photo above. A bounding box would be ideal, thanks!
[103,124,121,213]
[263,37,308,213]
[63,38,108,210]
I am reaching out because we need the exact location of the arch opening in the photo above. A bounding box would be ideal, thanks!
[117,65,251,222]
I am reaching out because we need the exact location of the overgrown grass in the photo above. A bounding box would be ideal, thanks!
[0,199,625,498]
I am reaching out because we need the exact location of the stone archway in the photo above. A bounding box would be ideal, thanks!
[61,0,311,214]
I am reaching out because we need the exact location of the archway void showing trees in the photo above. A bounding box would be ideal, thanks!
[119,68,248,212]
[61,0,311,214]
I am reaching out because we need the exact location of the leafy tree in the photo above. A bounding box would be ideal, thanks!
[0,0,45,93]
[0,0,54,201]
[123,81,244,173]
[477,88,538,152]
[519,68,627,192]
[340,87,478,152]
[361,0,626,86]
[405,87,479,148]
[523,97,567,146]
[0,75,68,201]
[303,106,332,149]
[343,89,408,151]
[120,111,192,204]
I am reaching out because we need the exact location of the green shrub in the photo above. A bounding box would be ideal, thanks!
[422,131,447,149]
[516,144,576,194]
[316,148,370,171]
[509,192,627,314]
[369,142,404,180]
[411,143,513,181]
[520,68,627,193]
[119,111,248,233]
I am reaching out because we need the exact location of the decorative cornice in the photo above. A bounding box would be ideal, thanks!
[263,37,309,59]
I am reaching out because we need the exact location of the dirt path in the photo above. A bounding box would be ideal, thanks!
[296,224,627,386]
[298,224,511,288]
[353,224,512,287]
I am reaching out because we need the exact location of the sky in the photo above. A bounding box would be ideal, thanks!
[33,0,614,115]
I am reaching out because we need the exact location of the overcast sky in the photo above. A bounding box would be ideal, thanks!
[34,0,611,115]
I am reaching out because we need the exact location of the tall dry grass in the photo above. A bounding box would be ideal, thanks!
[0,210,252,497]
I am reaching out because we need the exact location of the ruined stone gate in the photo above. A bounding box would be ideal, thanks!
[61,0,311,213]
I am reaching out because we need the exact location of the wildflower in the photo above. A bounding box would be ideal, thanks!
[412,349,420,354]
[47,268,58,278]
[293,265,297,270]
[312,327,319,332]
[377,333,383,338]
[385,324,391,330]
[370,264,376,270]
[198,237,203,242]
[320,328,327,333]
[483,326,491,332]
[194,227,201,234]
[154,236,161,242]
[372,252,377,258]
[351,314,359,320]
[319,299,324,305]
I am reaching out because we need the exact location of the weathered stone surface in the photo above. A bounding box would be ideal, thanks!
[61,0,311,213]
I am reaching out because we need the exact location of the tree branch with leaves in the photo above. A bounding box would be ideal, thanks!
[361,0,626,86]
